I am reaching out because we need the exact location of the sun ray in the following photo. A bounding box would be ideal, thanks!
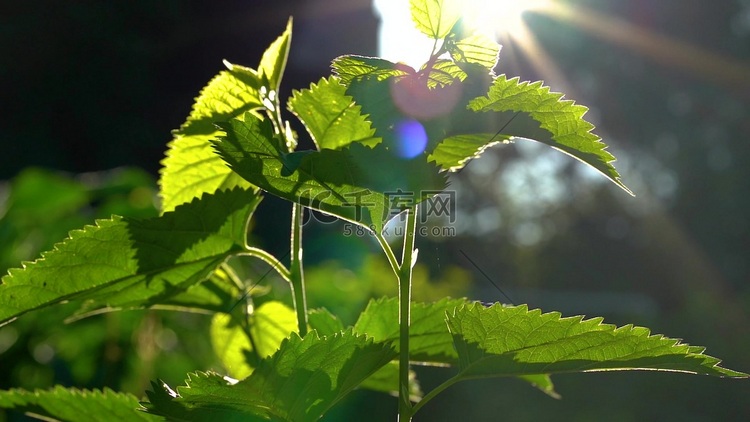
[546,4,750,96]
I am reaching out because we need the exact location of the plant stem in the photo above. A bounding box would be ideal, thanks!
[398,206,418,421]
[374,231,400,278]
[410,376,461,415]
[239,247,292,283]
[289,202,308,337]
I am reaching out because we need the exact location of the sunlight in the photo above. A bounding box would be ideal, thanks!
[462,0,551,38]
[546,4,750,94]
[373,0,555,68]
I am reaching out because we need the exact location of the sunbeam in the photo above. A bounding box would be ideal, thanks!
[546,4,750,96]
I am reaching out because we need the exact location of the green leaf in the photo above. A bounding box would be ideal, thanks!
[447,33,500,71]
[410,0,462,39]
[331,55,408,86]
[518,374,560,399]
[287,77,377,150]
[213,112,445,232]
[211,300,298,379]
[153,267,242,315]
[144,372,270,422]
[428,133,512,171]
[424,59,468,87]
[355,297,471,364]
[0,188,261,324]
[159,21,296,211]
[307,307,345,336]
[468,75,633,195]
[305,308,419,400]
[145,331,397,422]
[0,386,158,422]
[360,361,423,402]
[159,62,261,212]
[259,18,292,93]
[354,297,556,397]
[447,303,749,379]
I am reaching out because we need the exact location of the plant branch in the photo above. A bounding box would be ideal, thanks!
[289,202,308,337]
[374,230,400,278]
[411,375,461,415]
[238,248,292,283]
[398,206,418,421]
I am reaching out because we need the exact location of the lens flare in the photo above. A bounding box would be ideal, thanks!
[393,119,428,159]
[462,0,551,36]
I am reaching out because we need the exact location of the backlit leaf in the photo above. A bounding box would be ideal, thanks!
[469,75,633,195]
[288,77,377,150]
[0,386,157,422]
[331,55,408,86]
[0,188,261,324]
[428,132,512,171]
[447,303,748,379]
[159,63,260,212]
[211,300,298,379]
[448,33,500,71]
[259,18,292,93]
[410,0,462,39]
[307,307,345,336]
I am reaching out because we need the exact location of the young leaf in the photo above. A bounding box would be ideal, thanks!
[469,75,633,195]
[0,188,261,324]
[410,0,462,39]
[424,59,468,87]
[159,63,261,212]
[211,300,298,379]
[447,303,748,379]
[447,33,500,71]
[258,18,292,93]
[287,77,377,150]
[0,386,158,422]
[331,55,407,86]
[213,112,446,232]
[145,331,397,422]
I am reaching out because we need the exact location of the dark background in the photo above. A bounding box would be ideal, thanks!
[1,0,749,420]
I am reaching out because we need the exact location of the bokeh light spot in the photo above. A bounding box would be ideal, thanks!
[393,119,428,159]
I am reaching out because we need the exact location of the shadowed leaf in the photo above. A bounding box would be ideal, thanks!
[145,331,397,421]
[213,113,445,232]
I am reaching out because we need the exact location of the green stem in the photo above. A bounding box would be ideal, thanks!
[219,263,261,364]
[411,376,461,415]
[239,247,292,283]
[398,206,418,421]
[374,231,400,278]
[290,202,308,337]
[219,262,246,291]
